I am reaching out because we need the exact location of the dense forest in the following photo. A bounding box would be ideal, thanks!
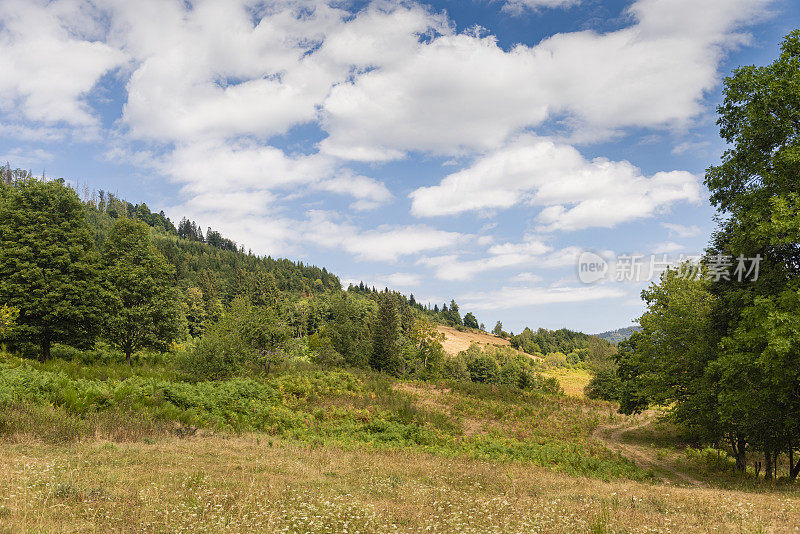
[594,326,641,344]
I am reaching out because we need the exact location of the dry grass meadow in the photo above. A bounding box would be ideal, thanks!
[2,338,800,533]
[3,435,800,533]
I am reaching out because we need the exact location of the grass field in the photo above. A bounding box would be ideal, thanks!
[2,350,800,532]
[2,435,800,533]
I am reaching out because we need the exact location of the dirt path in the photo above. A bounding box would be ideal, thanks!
[593,411,704,486]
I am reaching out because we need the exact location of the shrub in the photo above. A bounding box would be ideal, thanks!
[543,352,568,368]
[180,296,290,380]
[467,354,499,383]
[585,369,621,401]
[307,333,343,370]
[442,356,469,382]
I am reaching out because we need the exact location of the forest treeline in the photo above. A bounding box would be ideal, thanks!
[0,169,604,395]
[589,31,800,480]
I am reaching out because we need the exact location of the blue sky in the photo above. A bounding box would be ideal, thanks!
[1,0,798,334]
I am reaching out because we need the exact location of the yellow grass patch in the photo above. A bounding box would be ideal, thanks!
[539,367,594,397]
[436,325,512,356]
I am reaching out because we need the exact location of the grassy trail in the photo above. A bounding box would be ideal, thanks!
[592,411,704,487]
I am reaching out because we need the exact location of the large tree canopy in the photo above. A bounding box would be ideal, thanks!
[617,31,800,479]
[0,178,103,360]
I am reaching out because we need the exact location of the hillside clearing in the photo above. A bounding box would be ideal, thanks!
[435,325,511,355]
[435,326,592,397]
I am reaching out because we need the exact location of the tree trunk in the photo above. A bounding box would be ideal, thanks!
[730,435,747,472]
[789,447,800,480]
[39,337,50,362]
[125,347,132,365]
[765,449,773,480]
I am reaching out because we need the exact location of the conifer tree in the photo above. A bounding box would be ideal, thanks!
[370,292,401,374]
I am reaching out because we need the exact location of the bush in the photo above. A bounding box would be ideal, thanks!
[543,352,568,368]
[467,355,499,383]
[180,297,290,380]
[442,356,469,382]
[585,369,621,401]
[307,333,343,370]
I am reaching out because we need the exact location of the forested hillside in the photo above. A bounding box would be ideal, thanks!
[0,171,577,389]
[595,326,641,344]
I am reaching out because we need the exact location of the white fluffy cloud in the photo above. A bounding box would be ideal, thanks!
[410,135,701,231]
[111,0,444,144]
[0,0,126,127]
[416,237,589,281]
[301,211,467,263]
[321,0,772,160]
[661,222,702,238]
[504,0,581,14]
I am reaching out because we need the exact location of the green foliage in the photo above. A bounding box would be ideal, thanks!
[102,218,186,362]
[181,296,290,380]
[492,321,503,337]
[370,293,402,375]
[0,178,104,359]
[613,32,800,478]
[183,287,207,338]
[307,332,343,370]
[584,369,621,401]
[462,312,479,329]
[323,293,375,368]
[457,343,563,395]
[0,304,18,342]
[0,358,642,480]
[467,354,499,383]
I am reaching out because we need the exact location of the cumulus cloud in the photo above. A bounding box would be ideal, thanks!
[301,211,467,263]
[321,0,772,160]
[410,135,701,231]
[661,222,702,238]
[314,174,393,211]
[0,0,126,127]
[503,0,581,15]
[460,284,625,311]
[650,241,685,254]
[417,238,584,281]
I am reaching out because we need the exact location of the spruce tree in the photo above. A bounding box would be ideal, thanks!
[370,292,401,374]
[0,178,103,359]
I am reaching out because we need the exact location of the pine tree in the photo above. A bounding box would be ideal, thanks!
[0,178,104,359]
[370,292,401,374]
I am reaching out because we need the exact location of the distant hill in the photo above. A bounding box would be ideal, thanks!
[595,326,640,343]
